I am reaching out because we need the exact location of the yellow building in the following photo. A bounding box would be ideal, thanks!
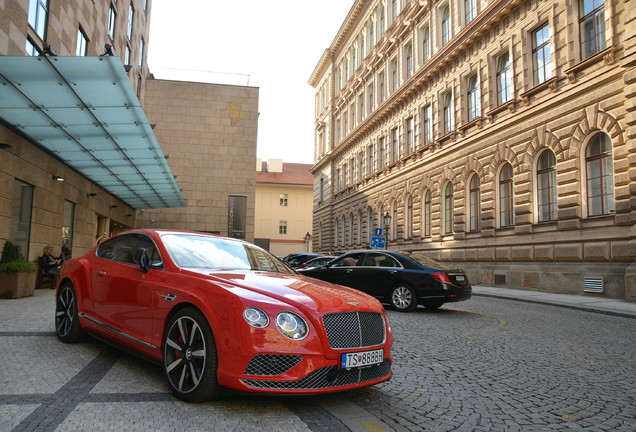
[255,159,314,256]
[309,0,636,300]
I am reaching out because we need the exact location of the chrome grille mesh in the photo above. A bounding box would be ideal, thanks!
[244,354,302,376]
[322,311,385,349]
[242,359,391,390]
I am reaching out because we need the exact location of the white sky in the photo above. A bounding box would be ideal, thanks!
[147,1,354,164]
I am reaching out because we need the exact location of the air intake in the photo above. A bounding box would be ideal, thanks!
[583,277,604,293]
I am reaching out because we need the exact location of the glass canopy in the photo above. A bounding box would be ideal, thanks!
[0,55,185,209]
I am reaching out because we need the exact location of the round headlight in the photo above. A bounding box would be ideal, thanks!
[243,307,269,328]
[275,312,308,340]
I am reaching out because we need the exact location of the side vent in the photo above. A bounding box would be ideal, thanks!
[583,277,604,293]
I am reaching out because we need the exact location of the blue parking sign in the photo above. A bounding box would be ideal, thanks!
[369,236,386,249]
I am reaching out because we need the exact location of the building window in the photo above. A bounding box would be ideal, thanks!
[358,211,363,245]
[139,38,144,67]
[320,178,324,201]
[467,75,480,121]
[422,104,432,145]
[279,221,288,235]
[421,25,430,63]
[379,7,386,37]
[10,179,34,259]
[391,203,398,241]
[443,182,454,234]
[62,201,75,256]
[368,83,375,113]
[586,133,614,216]
[368,21,375,51]
[367,144,375,175]
[580,0,606,60]
[367,208,374,241]
[125,45,131,65]
[536,150,558,222]
[127,4,134,40]
[406,117,414,154]
[469,174,481,231]
[76,28,88,56]
[280,193,288,206]
[391,127,399,163]
[532,24,552,85]
[390,58,398,92]
[228,195,247,239]
[464,0,476,25]
[405,43,413,79]
[423,190,431,237]
[28,0,48,40]
[358,94,365,122]
[443,91,453,134]
[349,215,355,245]
[496,52,512,105]
[441,5,451,46]
[499,163,515,227]
[108,6,116,40]
[406,196,413,238]
[379,136,387,167]
[341,218,346,246]
[391,0,399,22]
[378,72,386,103]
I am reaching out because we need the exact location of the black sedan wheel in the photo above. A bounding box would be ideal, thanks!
[390,284,418,312]
[55,282,87,342]
[163,307,219,402]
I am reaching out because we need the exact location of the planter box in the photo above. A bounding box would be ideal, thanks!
[0,272,37,299]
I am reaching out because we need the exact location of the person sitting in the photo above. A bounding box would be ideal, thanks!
[41,245,61,274]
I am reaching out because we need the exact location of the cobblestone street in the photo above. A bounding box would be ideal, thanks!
[1,289,634,431]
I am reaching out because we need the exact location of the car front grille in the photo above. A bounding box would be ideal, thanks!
[322,311,385,349]
[242,359,391,390]
[244,354,303,376]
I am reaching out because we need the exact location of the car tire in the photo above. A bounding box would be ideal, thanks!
[55,282,87,343]
[390,284,418,312]
[423,302,444,309]
[163,307,219,402]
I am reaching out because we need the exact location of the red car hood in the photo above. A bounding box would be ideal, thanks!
[183,269,381,315]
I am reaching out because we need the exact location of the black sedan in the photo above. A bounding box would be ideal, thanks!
[298,250,471,312]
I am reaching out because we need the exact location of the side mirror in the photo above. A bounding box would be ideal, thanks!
[135,248,150,273]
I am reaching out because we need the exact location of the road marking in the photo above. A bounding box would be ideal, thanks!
[442,306,508,326]
[317,395,395,431]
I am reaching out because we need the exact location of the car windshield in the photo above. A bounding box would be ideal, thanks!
[162,234,294,273]
[407,254,452,271]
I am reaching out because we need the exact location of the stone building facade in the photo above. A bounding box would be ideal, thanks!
[309,0,636,300]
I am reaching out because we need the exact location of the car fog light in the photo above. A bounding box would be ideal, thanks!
[275,312,308,340]
[244,307,269,328]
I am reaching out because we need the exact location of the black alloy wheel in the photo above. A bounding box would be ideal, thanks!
[55,282,87,342]
[163,307,219,402]
[390,284,418,312]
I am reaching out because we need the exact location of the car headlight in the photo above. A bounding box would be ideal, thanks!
[243,307,269,328]
[275,311,308,340]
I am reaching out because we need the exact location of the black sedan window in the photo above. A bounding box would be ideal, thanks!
[330,253,364,267]
[360,252,401,268]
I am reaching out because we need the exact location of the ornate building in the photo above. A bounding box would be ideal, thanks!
[309,0,636,300]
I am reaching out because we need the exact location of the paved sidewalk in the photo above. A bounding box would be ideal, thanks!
[472,285,636,318]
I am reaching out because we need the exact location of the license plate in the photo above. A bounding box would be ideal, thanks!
[340,349,384,369]
[455,275,464,282]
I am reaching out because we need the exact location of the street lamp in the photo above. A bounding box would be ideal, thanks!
[304,232,311,252]
[382,212,391,249]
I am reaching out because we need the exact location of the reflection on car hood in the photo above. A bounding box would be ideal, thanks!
[184,269,381,314]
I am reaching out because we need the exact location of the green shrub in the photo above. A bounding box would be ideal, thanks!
[0,259,36,273]
[0,241,21,263]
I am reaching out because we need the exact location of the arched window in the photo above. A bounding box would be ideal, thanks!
[441,5,450,45]
[586,133,615,216]
[349,214,354,245]
[423,190,431,237]
[469,174,481,231]
[406,196,413,238]
[536,150,558,222]
[334,219,339,247]
[357,211,363,245]
[392,202,398,240]
[443,182,454,234]
[499,163,515,227]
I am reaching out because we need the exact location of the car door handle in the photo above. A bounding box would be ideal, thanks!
[97,271,107,277]
[388,270,397,274]
[345,269,353,273]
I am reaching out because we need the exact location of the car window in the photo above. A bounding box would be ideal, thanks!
[96,234,163,268]
[371,254,401,268]
[162,234,293,273]
[330,253,364,267]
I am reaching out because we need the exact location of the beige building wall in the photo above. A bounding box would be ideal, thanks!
[255,181,314,257]
[310,0,636,300]
[138,79,258,241]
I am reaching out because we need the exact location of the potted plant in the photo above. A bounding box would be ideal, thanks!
[0,241,36,299]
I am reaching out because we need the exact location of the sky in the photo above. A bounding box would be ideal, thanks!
[147,1,354,164]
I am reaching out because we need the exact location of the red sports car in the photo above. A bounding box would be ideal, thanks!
[55,229,393,401]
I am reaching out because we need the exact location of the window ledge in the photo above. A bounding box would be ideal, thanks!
[486,100,516,122]
[521,77,558,105]
[565,46,616,83]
